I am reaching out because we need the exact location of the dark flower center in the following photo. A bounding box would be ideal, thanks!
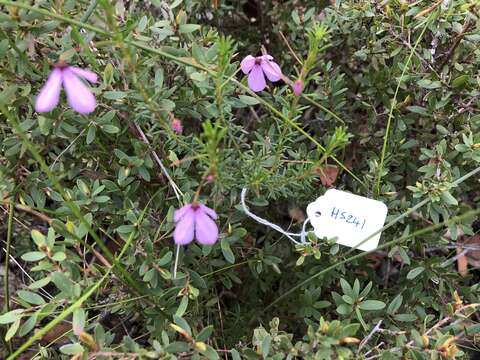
[53,60,69,69]
[191,203,200,210]
[254,57,262,65]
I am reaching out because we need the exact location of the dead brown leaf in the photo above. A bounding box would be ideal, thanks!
[40,321,71,345]
[315,165,340,187]
[457,235,480,277]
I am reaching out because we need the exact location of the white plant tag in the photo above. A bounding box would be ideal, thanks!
[306,189,388,251]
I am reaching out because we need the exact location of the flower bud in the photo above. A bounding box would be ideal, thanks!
[292,79,303,96]
[172,118,183,134]
[206,174,215,183]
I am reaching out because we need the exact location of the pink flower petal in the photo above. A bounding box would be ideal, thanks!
[195,210,218,245]
[35,68,63,113]
[240,55,256,74]
[199,204,217,219]
[174,209,195,245]
[174,204,193,222]
[69,67,98,83]
[247,64,266,92]
[62,68,96,114]
[261,59,282,82]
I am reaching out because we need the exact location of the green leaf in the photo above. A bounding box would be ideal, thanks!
[28,276,51,290]
[154,68,164,89]
[296,256,305,266]
[94,195,110,203]
[51,272,75,297]
[175,296,188,317]
[355,306,368,331]
[197,325,214,342]
[170,0,182,8]
[18,290,45,305]
[292,10,301,25]
[5,318,21,341]
[201,345,220,360]
[77,179,89,196]
[342,295,354,305]
[159,99,175,111]
[73,308,86,335]
[336,304,353,315]
[451,74,469,88]
[340,278,353,297]
[101,124,120,134]
[417,79,441,89]
[221,239,235,264]
[173,315,192,336]
[261,334,271,358]
[339,323,360,338]
[387,294,403,315]
[103,91,126,100]
[0,309,24,324]
[165,341,189,353]
[51,252,66,262]
[440,191,458,206]
[86,125,96,145]
[411,329,423,347]
[231,349,241,360]
[352,279,360,298]
[18,314,37,337]
[394,313,418,322]
[190,72,207,82]
[157,251,172,267]
[116,225,135,234]
[407,106,430,117]
[359,281,373,298]
[238,95,260,106]
[179,24,201,34]
[60,343,84,355]
[21,251,46,262]
[466,324,480,334]
[358,300,386,311]
[407,267,425,280]
[31,229,46,247]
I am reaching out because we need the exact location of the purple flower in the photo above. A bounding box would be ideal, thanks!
[35,64,97,114]
[240,54,282,92]
[292,79,303,96]
[174,203,219,246]
[171,118,183,134]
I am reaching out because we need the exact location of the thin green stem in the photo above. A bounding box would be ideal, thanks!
[375,15,433,196]
[301,95,345,125]
[3,197,14,354]
[201,260,261,278]
[3,199,14,314]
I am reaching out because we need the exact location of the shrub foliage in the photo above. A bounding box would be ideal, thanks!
[0,0,480,359]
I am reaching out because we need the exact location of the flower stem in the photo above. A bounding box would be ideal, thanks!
[3,196,14,354]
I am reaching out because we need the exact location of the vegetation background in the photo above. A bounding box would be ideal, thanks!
[0,0,480,359]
